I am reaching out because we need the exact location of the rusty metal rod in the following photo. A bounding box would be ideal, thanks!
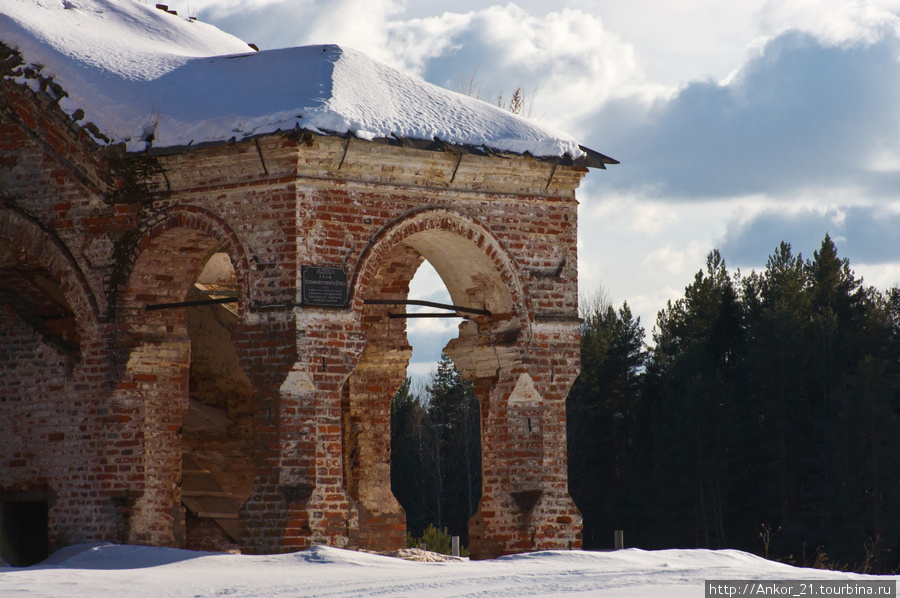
[145,296,238,311]
[364,299,490,316]
[388,313,466,319]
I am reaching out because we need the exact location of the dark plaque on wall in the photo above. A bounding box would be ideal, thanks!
[301,265,348,307]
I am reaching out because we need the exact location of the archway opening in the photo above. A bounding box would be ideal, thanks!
[182,252,255,551]
[346,220,524,552]
[404,261,455,381]
[121,227,253,549]
[390,261,482,549]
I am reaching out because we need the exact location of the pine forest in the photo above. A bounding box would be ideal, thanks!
[392,235,900,572]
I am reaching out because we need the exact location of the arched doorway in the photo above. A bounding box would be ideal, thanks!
[344,209,553,557]
[0,208,103,562]
[115,214,254,549]
[391,263,482,549]
[181,252,255,551]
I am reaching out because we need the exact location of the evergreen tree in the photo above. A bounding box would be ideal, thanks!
[390,377,432,536]
[740,241,812,551]
[426,354,481,542]
[390,355,481,544]
[567,291,646,548]
[623,236,900,571]
[640,250,746,549]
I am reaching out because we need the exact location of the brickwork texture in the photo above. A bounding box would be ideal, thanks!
[0,66,589,559]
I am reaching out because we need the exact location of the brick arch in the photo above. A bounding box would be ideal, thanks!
[0,207,99,333]
[112,206,255,548]
[339,208,538,550]
[352,207,533,329]
[117,205,251,318]
[0,209,106,554]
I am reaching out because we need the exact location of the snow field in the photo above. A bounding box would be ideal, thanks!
[1,543,895,598]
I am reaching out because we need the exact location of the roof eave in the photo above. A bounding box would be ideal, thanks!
[142,129,618,170]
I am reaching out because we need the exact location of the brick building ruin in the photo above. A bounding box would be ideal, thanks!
[0,3,616,564]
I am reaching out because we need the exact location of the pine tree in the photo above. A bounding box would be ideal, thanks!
[426,354,480,542]
[640,251,746,548]
[391,356,481,544]
[567,292,646,548]
[626,236,900,570]
[390,378,432,537]
[741,241,811,549]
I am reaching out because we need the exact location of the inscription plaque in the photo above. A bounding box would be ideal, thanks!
[301,265,348,307]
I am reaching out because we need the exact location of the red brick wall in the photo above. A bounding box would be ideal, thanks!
[0,209,118,549]
[1,71,587,557]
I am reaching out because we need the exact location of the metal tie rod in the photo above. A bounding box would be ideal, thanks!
[145,296,238,311]
[363,299,490,316]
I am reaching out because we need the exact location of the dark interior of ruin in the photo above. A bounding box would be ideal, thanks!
[0,495,50,567]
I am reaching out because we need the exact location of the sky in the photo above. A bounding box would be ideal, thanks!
[163,0,900,378]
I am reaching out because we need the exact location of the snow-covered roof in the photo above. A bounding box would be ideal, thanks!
[0,0,614,166]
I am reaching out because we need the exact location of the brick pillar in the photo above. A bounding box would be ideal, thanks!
[465,371,529,559]
[343,349,408,551]
[342,243,420,550]
[113,334,191,547]
[524,321,582,552]
[237,311,300,553]
[453,321,583,559]
[280,309,365,549]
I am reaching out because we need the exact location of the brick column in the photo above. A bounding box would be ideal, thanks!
[281,309,365,549]
[237,311,300,553]
[525,321,583,552]
[343,349,408,550]
[112,333,191,547]
[342,243,421,550]
[452,321,582,559]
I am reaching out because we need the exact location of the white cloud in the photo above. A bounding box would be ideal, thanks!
[756,0,900,45]
[381,4,651,132]
[584,190,680,236]
[191,0,404,60]
[642,242,708,278]
[628,286,683,330]
[868,150,900,172]
[304,0,406,64]
[586,0,770,85]
[855,262,900,290]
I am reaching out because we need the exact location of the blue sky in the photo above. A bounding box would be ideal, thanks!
[170,0,900,377]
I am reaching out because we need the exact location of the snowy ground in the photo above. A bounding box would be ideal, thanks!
[1,543,896,598]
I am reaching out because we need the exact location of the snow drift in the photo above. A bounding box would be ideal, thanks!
[1,543,894,598]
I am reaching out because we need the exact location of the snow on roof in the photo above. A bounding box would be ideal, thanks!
[0,0,591,160]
